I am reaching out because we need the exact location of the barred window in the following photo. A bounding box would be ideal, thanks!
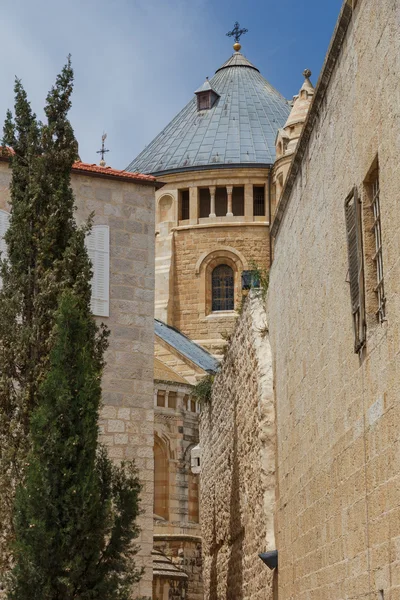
[345,187,366,352]
[212,264,234,311]
[370,171,386,322]
[253,186,265,216]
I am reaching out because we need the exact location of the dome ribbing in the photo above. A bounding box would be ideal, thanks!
[127,51,290,176]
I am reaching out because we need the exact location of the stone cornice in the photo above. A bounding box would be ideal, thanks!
[270,0,354,239]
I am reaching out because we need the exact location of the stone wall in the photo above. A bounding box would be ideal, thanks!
[154,167,270,357]
[173,225,269,357]
[0,161,156,598]
[200,294,275,600]
[268,1,400,599]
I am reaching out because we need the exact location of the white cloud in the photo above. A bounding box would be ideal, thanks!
[0,0,218,169]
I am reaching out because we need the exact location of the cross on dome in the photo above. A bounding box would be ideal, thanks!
[226,21,248,52]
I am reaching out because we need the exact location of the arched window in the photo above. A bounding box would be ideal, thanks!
[212,264,234,311]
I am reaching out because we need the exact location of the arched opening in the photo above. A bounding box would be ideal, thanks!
[154,437,169,520]
[212,264,234,311]
[158,194,174,224]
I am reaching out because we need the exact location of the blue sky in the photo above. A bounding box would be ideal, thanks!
[0,0,342,170]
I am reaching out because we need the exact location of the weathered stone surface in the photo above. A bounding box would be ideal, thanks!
[200,294,275,600]
[0,163,156,598]
[268,1,400,598]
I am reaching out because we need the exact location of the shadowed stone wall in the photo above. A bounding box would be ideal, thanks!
[200,294,275,600]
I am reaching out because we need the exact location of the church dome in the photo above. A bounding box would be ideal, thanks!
[127,50,290,176]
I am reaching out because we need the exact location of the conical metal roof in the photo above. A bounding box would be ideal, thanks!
[127,51,290,176]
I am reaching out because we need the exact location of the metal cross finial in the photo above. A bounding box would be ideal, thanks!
[226,21,248,44]
[96,132,109,166]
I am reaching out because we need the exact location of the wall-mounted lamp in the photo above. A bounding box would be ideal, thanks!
[259,550,278,570]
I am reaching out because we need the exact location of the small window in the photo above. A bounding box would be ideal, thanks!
[344,188,366,352]
[212,264,234,311]
[0,210,11,289]
[199,188,211,218]
[215,187,227,216]
[198,92,210,111]
[85,225,110,317]
[232,187,244,216]
[190,399,196,413]
[253,186,265,216]
[168,391,177,409]
[157,391,166,407]
[179,190,190,221]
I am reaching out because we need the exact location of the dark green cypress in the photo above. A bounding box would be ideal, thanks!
[0,60,143,598]
[9,291,142,600]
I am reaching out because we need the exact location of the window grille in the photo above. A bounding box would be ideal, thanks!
[212,264,234,311]
[180,190,190,220]
[344,188,366,352]
[371,173,386,321]
[253,186,265,216]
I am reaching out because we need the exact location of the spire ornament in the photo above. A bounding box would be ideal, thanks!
[303,69,312,80]
[96,132,109,167]
[226,21,248,52]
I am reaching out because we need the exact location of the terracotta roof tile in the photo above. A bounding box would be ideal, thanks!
[0,150,156,185]
[72,161,156,183]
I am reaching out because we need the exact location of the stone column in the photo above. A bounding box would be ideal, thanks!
[244,183,253,220]
[209,186,216,218]
[226,185,233,217]
[189,186,198,225]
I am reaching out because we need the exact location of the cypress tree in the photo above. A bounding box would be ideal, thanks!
[9,291,142,600]
[0,57,91,572]
[0,59,144,598]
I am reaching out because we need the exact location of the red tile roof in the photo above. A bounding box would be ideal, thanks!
[0,150,156,186]
[72,161,156,184]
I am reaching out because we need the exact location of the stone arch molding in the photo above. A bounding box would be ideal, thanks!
[196,247,248,318]
[195,246,249,276]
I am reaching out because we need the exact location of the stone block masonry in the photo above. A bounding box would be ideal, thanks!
[200,294,276,600]
[268,1,400,598]
[0,161,156,599]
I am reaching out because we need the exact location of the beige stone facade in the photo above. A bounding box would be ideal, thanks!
[268,1,400,599]
[200,294,275,600]
[0,158,157,599]
[155,168,271,357]
[152,325,220,598]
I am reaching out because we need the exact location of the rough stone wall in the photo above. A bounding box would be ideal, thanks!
[268,1,400,599]
[173,225,269,355]
[200,294,275,600]
[0,163,156,598]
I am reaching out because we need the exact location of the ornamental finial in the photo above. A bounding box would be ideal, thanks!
[96,132,109,167]
[226,21,248,52]
[303,69,312,80]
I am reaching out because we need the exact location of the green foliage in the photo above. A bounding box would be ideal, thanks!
[0,58,91,572]
[248,259,269,301]
[0,58,143,598]
[236,261,270,316]
[8,292,142,600]
[192,374,214,405]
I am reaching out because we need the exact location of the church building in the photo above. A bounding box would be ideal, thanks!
[128,32,290,358]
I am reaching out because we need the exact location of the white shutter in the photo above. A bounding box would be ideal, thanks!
[0,210,10,289]
[85,225,110,317]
